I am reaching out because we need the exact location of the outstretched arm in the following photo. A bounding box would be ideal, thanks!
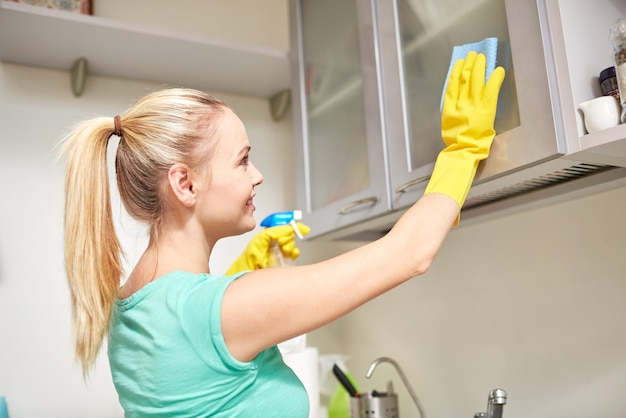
[222,52,505,362]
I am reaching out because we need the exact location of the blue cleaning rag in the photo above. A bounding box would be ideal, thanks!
[440,37,498,111]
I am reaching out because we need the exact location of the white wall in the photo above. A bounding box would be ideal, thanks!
[306,184,626,418]
[0,60,296,417]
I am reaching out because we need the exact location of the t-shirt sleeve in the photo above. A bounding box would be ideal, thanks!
[178,273,252,372]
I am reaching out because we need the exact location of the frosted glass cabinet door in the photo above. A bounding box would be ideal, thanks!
[378,0,520,209]
[303,0,368,211]
[290,0,390,238]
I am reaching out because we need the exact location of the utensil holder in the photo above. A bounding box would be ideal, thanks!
[349,392,399,418]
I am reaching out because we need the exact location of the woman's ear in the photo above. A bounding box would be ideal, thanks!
[167,164,196,207]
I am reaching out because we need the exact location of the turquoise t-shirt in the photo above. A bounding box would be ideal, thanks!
[108,271,309,417]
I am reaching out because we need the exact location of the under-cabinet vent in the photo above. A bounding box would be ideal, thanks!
[464,162,616,209]
[320,162,624,242]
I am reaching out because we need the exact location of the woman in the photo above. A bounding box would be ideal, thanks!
[60,52,504,417]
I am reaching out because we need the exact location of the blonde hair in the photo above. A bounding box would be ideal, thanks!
[59,88,227,374]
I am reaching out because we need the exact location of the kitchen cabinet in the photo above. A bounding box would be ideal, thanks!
[289,0,392,239]
[0,0,290,98]
[377,0,524,211]
[290,0,626,240]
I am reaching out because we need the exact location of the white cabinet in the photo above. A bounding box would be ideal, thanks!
[290,0,626,240]
[0,0,290,98]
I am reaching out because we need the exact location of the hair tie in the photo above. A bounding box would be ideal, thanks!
[113,115,122,137]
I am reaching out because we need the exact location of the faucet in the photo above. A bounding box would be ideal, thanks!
[486,389,507,418]
[366,357,426,418]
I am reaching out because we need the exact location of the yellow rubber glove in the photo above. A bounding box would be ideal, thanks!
[225,222,311,275]
[424,51,505,224]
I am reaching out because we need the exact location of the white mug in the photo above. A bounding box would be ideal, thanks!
[578,95,621,134]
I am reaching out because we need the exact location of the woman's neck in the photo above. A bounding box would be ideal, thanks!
[118,228,213,299]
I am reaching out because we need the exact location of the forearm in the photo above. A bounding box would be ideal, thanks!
[379,193,459,279]
[304,193,459,312]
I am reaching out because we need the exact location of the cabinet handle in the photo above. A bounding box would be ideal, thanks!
[338,197,379,215]
[395,175,430,194]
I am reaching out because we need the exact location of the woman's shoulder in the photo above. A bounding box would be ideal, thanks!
[116,270,247,308]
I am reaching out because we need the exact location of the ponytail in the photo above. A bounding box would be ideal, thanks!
[59,88,227,375]
[60,117,123,375]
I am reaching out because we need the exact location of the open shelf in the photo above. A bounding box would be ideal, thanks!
[541,0,626,167]
[573,123,626,167]
[0,0,290,98]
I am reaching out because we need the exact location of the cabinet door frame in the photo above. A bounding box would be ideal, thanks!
[377,0,564,211]
[289,0,392,238]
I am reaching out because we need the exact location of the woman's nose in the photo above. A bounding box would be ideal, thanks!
[251,162,264,186]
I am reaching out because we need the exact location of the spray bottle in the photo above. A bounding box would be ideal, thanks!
[260,210,304,267]
[264,210,309,354]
